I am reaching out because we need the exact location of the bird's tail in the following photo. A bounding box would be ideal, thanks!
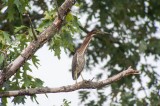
[72,70,80,80]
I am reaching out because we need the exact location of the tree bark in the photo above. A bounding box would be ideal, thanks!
[0,66,139,97]
[0,0,76,86]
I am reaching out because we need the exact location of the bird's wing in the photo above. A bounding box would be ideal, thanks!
[77,55,85,75]
[72,52,78,80]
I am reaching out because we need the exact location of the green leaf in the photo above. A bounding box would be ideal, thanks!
[23,77,32,87]
[139,41,147,53]
[30,95,39,104]
[0,30,11,45]
[7,0,15,21]
[49,35,61,59]
[1,98,7,106]
[44,11,53,20]
[31,55,40,69]
[23,62,32,72]
[0,30,6,45]
[66,13,74,22]
[14,0,21,10]
[78,91,90,102]
[28,28,33,38]
[14,25,28,33]
[3,31,11,43]
[44,9,56,20]
[0,54,4,65]
[74,3,82,7]
[34,78,44,87]
[54,43,61,59]
[12,96,26,104]
[61,99,71,106]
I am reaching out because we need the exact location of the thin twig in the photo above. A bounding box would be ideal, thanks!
[79,25,89,33]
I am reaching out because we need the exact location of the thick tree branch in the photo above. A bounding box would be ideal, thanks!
[0,66,139,97]
[0,0,76,86]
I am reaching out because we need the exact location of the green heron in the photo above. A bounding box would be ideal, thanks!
[72,29,109,81]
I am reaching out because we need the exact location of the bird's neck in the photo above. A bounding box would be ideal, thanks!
[77,33,95,55]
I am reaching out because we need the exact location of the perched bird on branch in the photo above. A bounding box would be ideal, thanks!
[72,29,109,82]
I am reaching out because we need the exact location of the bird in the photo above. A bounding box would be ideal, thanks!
[72,29,109,82]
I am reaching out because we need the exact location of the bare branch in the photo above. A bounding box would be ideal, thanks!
[79,25,89,33]
[0,67,139,97]
[0,0,76,86]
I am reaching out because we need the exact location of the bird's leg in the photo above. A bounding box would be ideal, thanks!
[80,73,84,81]
[92,77,95,81]
[75,72,78,84]
[90,77,95,81]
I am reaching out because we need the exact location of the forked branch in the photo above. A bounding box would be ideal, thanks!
[0,0,76,86]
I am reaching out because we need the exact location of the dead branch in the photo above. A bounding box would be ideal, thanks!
[0,0,76,86]
[0,66,139,97]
